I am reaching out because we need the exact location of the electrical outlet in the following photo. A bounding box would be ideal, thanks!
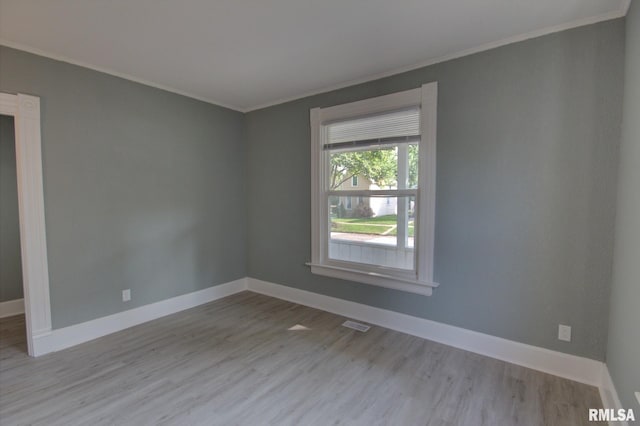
[122,289,131,302]
[558,324,571,342]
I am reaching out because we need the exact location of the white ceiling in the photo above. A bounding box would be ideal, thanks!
[0,0,630,112]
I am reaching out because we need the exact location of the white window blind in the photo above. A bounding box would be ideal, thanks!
[325,107,420,149]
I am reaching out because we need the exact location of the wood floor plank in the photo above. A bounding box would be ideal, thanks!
[0,291,604,425]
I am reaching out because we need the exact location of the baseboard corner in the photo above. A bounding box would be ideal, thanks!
[599,364,629,425]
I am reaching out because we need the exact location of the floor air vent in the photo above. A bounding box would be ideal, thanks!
[342,320,371,332]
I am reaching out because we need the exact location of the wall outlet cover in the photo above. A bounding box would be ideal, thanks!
[122,289,131,302]
[558,324,571,342]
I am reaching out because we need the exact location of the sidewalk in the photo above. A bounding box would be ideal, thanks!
[330,232,415,248]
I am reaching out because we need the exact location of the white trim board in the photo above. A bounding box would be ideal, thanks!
[31,278,247,356]
[22,274,623,412]
[26,275,608,387]
[0,298,25,318]
[246,277,604,387]
[1,93,52,357]
[600,365,630,426]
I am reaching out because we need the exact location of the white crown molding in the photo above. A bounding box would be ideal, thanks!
[246,277,605,387]
[32,278,248,356]
[0,39,245,113]
[2,6,628,114]
[0,298,25,319]
[621,0,632,15]
[245,10,628,112]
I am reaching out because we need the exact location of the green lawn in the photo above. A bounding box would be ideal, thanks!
[331,222,393,234]
[331,215,414,236]
[333,215,398,225]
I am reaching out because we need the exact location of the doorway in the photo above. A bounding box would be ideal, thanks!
[0,115,27,353]
[0,93,51,356]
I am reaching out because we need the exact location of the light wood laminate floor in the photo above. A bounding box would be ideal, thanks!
[0,291,603,425]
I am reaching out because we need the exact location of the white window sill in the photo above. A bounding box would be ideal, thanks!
[306,262,438,296]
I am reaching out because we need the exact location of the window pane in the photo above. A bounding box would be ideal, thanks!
[329,195,416,270]
[328,144,418,191]
[407,143,419,189]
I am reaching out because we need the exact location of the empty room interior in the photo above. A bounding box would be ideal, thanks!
[0,0,639,425]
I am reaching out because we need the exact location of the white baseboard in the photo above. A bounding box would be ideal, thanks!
[0,298,25,318]
[25,275,613,398]
[246,277,604,387]
[32,278,248,356]
[600,365,630,426]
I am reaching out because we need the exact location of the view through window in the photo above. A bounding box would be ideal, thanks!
[326,115,420,270]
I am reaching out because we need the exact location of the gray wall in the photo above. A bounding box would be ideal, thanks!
[0,46,247,328]
[246,19,625,361]
[0,115,24,302]
[607,1,640,413]
[0,19,627,362]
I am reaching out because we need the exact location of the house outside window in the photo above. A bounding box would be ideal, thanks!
[309,83,439,296]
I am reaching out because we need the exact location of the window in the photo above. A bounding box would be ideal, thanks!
[309,83,438,296]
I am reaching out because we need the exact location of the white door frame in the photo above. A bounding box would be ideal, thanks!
[0,92,52,356]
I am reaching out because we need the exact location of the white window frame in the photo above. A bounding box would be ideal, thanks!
[308,83,439,296]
